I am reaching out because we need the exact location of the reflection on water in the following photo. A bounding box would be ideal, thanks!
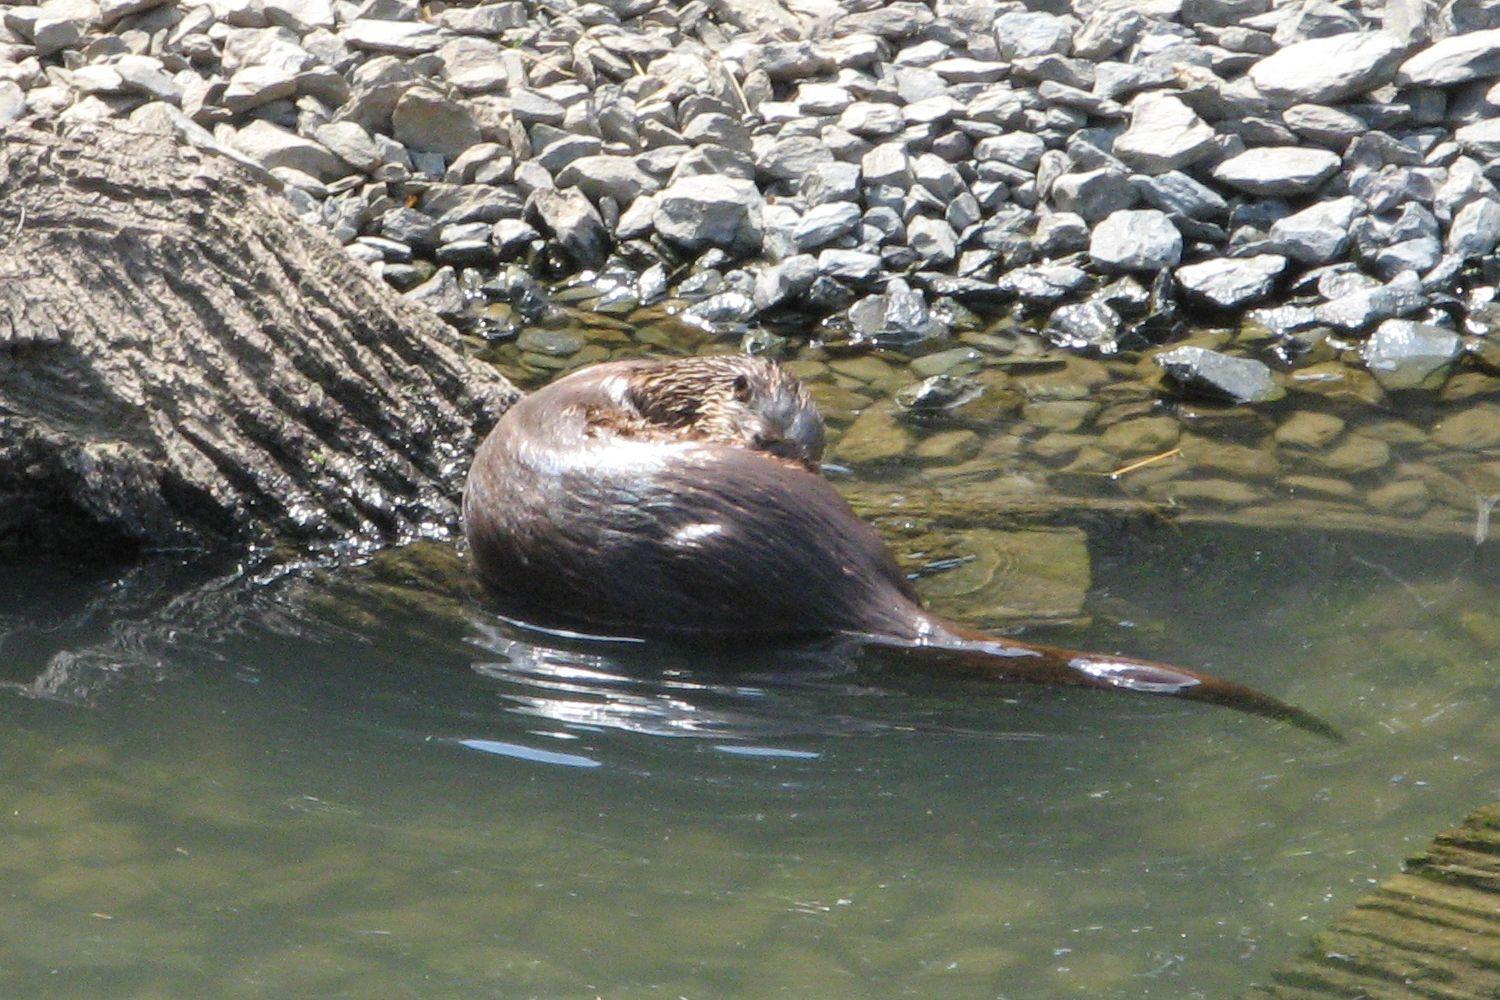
[0,526,1497,998]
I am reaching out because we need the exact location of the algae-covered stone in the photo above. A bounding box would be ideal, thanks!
[1099,416,1180,455]
[1366,479,1431,516]
[1180,435,1280,480]
[1022,399,1099,431]
[832,405,914,465]
[1286,362,1385,405]
[1273,411,1345,450]
[913,429,983,463]
[1432,404,1500,450]
[1310,435,1391,474]
[516,328,584,356]
[915,528,1090,624]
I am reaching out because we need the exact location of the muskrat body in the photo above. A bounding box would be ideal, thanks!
[463,356,1334,736]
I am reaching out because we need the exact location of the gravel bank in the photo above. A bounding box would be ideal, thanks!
[4,0,1500,390]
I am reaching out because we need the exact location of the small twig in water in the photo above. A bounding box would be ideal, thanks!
[1108,447,1181,480]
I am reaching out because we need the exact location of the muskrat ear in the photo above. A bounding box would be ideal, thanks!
[732,373,752,402]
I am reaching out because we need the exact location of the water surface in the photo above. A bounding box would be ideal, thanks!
[2,523,1495,998]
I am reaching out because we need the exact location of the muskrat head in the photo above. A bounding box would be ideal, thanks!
[625,355,826,470]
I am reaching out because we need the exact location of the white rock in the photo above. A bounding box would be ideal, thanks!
[1397,28,1500,87]
[1088,209,1182,272]
[654,176,764,255]
[229,119,346,180]
[1112,93,1215,174]
[1248,32,1405,104]
[343,18,445,54]
[1211,147,1341,197]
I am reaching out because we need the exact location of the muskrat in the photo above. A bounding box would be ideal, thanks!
[463,355,1335,737]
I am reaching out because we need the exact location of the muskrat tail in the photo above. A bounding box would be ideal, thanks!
[870,626,1342,741]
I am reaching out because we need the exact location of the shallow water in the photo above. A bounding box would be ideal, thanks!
[2,522,1497,998]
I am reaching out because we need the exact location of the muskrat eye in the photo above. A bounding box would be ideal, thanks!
[731,374,752,403]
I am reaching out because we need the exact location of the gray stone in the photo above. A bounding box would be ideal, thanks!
[1446,197,1500,259]
[654,176,764,256]
[1045,299,1121,352]
[1155,347,1284,403]
[994,11,1074,60]
[1248,31,1405,104]
[753,254,818,311]
[491,218,539,258]
[555,156,659,206]
[912,153,965,200]
[0,82,23,126]
[1315,271,1428,330]
[1360,319,1461,389]
[861,143,914,188]
[392,86,479,159]
[314,120,382,173]
[800,161,862,206]
[1131,171,1228,221]
[818,249,882,284]
[848,278,946,346]
[1211,147,1341,197]
[528,187,609,268]
[1089,209,1183,272]
[1034,212,1089,255]
[343,19,445,54]
[908,216,958,265]
[997,264,1089,303]
[793,201,861,251]
[974,132,1045,170]
[439,37,509,93]
[510,89,566,126]
[1397,28,1500,86]
[222,65,297,112]
[405,265,466,318]
[533,133,603,174]
[1073,7,1145,60]
[1455,118,1500,161]
[229,120,345,180]
[1268,196,1362,264]
[1282,103,1368,146]
[1175,254,1286,309]
[1113,93,1216,174]
[1051,168,1137,221]
[839,101,905,137]
[756,135,836,183]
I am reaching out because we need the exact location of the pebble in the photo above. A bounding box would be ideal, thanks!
[1247,31,1405,104]
[1211,147,1342,197]
[1360,320,1462,390]
[1175,254,1285,309]
[1155,346,1284,404]
[1088,209,1182,272]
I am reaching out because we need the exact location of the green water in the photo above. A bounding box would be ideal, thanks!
[1,524,1496,998]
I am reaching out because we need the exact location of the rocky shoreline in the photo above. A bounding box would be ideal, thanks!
[2,0,1500,396]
